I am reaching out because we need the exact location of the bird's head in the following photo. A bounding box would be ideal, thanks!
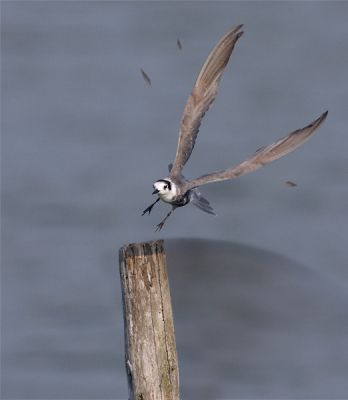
[152,179,176,202]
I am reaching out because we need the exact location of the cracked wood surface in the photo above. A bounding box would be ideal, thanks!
[119,240,179,400]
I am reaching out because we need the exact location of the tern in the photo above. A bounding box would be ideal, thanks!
[142,25,328,231]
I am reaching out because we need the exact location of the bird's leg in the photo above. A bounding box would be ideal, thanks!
[142,198,160,216]
[155,208,176,232]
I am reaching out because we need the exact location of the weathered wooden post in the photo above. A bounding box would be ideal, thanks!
[119,240,179,400]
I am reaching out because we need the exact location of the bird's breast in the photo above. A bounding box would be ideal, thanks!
[158,191,176,203]
[170,191,191,207]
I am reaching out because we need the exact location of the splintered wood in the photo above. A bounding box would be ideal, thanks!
[119,240,179,400]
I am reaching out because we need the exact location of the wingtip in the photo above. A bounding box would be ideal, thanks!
[318,110,329,123]
[226,24,244,38]
[229,26,244,43]
[294,110,328,137]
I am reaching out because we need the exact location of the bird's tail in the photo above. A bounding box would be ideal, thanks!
[190,189,216,216]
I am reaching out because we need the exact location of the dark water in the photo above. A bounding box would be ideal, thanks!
[2,2,348,399]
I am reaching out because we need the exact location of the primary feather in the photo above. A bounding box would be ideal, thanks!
[143,25,328,231]
[169,25,244,178]
[185,111,328,190]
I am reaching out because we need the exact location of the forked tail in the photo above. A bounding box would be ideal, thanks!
[190,189,216,216]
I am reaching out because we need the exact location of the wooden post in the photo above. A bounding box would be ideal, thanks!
[119,240,179,400]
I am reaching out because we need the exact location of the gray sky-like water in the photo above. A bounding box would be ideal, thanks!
[2,2,348,399]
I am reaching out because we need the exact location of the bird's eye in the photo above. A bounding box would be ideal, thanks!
[164,185,167,190]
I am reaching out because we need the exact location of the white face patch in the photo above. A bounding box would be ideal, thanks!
[153,180,177,203]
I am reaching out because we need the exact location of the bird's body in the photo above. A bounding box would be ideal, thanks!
[143,165,216,231]
[142,25,328,231]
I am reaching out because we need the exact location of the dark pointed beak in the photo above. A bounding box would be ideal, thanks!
[152,189,159,195]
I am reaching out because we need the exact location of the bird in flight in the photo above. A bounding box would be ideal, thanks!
[142,24,328,231]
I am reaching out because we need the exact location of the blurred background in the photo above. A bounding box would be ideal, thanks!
[2,2,348,399]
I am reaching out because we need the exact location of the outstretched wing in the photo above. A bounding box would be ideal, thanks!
[169,25,244,178]
[185,111,328,190]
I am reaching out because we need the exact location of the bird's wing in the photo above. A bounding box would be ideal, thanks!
[169,25,244,178]
[185,111,328,190]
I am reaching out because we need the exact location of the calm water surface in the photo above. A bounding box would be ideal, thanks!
[2,2,348,399]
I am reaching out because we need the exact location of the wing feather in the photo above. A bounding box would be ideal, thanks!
[169,25,244,177]
[185,111,328,190]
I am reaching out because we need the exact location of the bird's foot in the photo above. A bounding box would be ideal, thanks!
[155,209,174,232]
[142,198,160,216]
[155,220,166,232]
[142,204,154,216]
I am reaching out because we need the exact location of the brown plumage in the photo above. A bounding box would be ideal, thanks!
[184,111,327,191]
[170,25,244,177]
[142,25,328,231]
